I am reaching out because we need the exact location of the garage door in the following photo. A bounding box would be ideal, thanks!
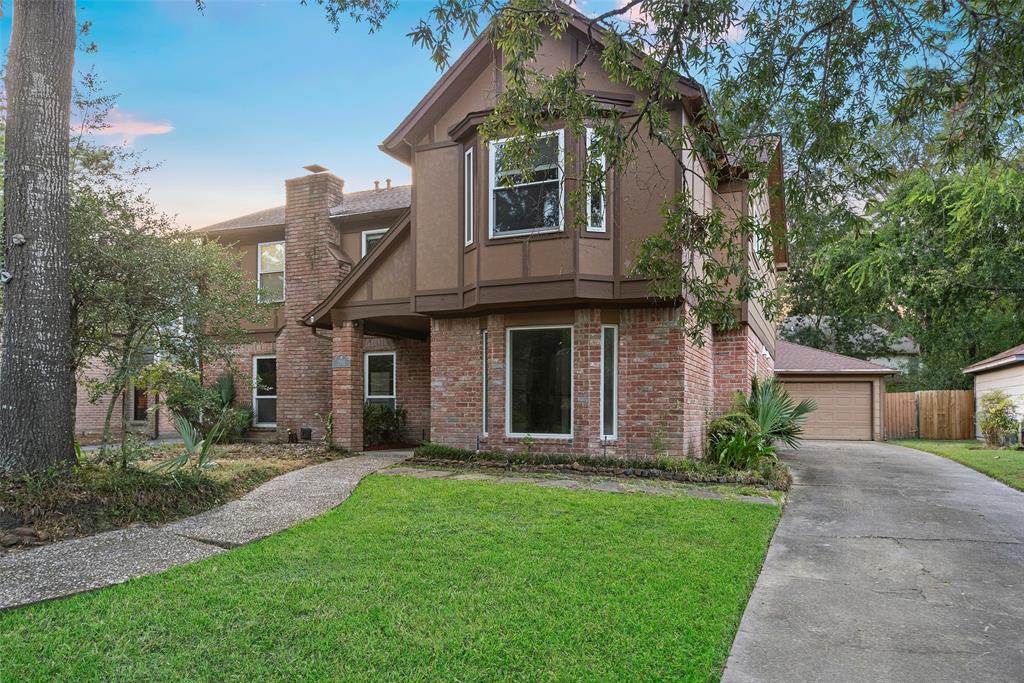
[782,381,873,440]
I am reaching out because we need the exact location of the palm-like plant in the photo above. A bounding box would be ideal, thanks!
[155,412,223,473]
[737,377,816,449]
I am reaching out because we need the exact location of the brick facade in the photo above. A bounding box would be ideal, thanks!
[277,172,348,442]
[712,325,775,414]
[428,306,728,458]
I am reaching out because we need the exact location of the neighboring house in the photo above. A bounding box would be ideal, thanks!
[190,15,788,457]
[775,340,896,441]
[963,343,1024,437]
[781,315,920,374]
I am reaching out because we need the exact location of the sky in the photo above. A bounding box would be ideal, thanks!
[0,0,503,228]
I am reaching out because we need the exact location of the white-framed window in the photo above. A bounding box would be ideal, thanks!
[464,146,475,246]
[488,130,564,238]
[252,355,277,427]
[600,324,618,439]
[257,241,285,303]
[505,325,573,438]
[361,228,388,257]
[481,330,488,436]
[586,128,606,232]
[364,351,396,408]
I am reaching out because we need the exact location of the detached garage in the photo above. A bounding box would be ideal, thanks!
[775,340,896,441]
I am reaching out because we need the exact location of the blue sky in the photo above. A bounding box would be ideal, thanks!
[1,1,492,227]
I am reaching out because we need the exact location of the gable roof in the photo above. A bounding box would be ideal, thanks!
[302,208,412,328]
[775,340,896,375]
[380,2,707,165]
[963,343,1024,375]
[329,185,411,217]
[199,206,285,234]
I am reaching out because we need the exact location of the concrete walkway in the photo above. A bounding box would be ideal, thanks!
[723,441,1024,682]
[0,452,407,610]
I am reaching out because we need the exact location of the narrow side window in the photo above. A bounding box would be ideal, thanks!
[600,325,617,439]
[464,147,474,246]
[586,128,607,233]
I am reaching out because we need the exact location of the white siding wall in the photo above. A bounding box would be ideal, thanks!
[974,365,1024,437]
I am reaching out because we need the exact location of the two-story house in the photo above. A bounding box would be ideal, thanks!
[198,17,786,457]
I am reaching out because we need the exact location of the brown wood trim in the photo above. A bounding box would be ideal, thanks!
[412,139,460,153]
[332,301,418,321]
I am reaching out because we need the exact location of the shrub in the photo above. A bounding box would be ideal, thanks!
[140,366,252,443]
[707,412,759,448]
[711,432,777,470]
[363,402,408,447]
[979,390,1019,447]
[736,376,815,448]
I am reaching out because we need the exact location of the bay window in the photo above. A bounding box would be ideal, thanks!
[586,128,607,232]
[464,147,475,246]
[506,326,572,437]
[489,131,564,238]
[257,241,285,303]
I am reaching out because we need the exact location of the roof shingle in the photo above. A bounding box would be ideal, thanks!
[199,205,286,233]
[329,185,412,217]
[963,343,1024,374]
[775,340,896,374]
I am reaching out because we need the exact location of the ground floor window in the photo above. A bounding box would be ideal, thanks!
[481,330,489,435]
[506,326,572,437]
[601,325,618,439]
[365,351,396,408]
[131,385,149,422]
[252,355,277,427]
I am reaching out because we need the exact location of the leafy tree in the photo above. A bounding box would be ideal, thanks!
[824,162,1024,388]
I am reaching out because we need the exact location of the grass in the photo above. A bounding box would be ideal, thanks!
[892,439,1024,492]
[0,474,779,681]
[0,443,346,542]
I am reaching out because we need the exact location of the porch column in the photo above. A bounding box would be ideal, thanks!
[332,318,364,452]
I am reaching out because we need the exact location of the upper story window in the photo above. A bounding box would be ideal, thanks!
[257,241,285,303]
[489,131,564,238]
[361,228,388,257]
[586,128,606,233]
[464,147,474,246]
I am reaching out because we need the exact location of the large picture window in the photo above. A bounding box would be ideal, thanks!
[506,326,572,437]
[364,351,396,408]
[257,241,285,303]
[586,128,606,232]
[489,131,564,238]
[252,356,277,427]
[601,325,618,439]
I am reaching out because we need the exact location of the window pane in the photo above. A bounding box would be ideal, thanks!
[133,387,148,422]
[255,397,277,425]
[509,328,571,435]
[259,271,285,303]
[495,136,559,178]
[602,327,616,437]
[494,182,560,234]
[465,149,474,245]
[365,397,396,409]
[256,358,277,395]
[260,242,284,273]
[367,354,395,397]
[364,232,385,254]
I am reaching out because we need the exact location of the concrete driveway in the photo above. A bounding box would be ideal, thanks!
[723,440,1024,682]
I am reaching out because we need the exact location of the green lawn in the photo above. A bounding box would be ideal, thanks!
[0,475,779,682]
[893,439,1024,491]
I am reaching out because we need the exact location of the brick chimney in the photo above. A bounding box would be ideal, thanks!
[276,167,347,441]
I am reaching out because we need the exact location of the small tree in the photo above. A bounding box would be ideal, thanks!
[979,390,1018,448]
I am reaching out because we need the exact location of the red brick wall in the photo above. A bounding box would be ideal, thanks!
[712,324,776,414]
[277,172,347,442]
[74,357,124,438]
[430,306,712,458]
[365,335,431,445]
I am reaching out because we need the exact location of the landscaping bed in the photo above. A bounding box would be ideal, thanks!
[892,439,1024,492]
[0,443,347,552]
[412,443,792,490]
[0,473,780,680]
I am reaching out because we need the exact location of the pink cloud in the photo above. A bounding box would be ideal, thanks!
[94,108,174,145]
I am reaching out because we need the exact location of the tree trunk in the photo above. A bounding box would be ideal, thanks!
[0,1,77,475]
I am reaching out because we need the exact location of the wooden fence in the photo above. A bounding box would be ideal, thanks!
[885,390,975,440]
